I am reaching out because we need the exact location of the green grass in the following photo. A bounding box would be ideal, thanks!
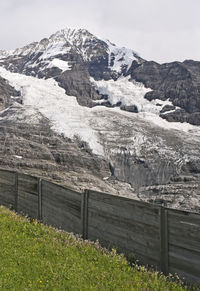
[0,206,194,291]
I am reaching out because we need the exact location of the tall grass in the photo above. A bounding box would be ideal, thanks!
[0,206,193,290]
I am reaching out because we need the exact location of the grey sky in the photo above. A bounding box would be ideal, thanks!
[0,0,200,63]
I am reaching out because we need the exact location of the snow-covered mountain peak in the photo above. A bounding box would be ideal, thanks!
[0,27,144,76]
[1,30,200,212]
[52,27,144,68]
[13,42,42,56]
[0,49,14,59]
[48,27,108,61]
[51,27,92,40]
[104,39,143,72]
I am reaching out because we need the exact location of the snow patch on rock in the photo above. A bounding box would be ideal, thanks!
[105,40,140,72]
[46,58,71,71]
[91,76,173,114]
[0,66,200,161]
[0,67,104,156]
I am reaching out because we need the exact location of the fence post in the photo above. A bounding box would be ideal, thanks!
[14,172,18,211]
[81,189,89,239]
[38,178,42,221]
[160,206,169,275]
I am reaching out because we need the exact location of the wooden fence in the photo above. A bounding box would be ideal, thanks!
[0,169,199,285]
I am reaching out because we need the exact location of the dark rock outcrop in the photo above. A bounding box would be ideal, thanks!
[0,105,135,195]
[1,28,200,213]
[0,76,21,111]
[55,64,100,107]
[160,104,175,114]
[130,60,200,124]
[120,104,138,113]
[160,108,200,125]
[0,28,143,108]
[1,29,200,126]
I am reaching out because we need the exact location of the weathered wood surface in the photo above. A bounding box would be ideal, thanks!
[0,169,16,185]
[0,170,200,284]
[18,173,38,196]
[38,179,42,221]
[0,170,15,208]
[42,180,82,234]
[17,174,39,218]
[17,191,38,218]
[159,207,168,275]
[168,209,200,283]
[81,190,89,239]
[87,190,160,266]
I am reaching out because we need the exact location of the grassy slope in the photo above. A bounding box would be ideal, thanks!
[0,206,191,291]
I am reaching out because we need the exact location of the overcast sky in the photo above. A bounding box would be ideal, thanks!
[0,0,199,63]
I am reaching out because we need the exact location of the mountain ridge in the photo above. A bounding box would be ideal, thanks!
[0,28,200,212]
[1,27,200,125]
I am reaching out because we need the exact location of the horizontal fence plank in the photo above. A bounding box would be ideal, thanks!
[17,191,38,219]
[0,170,15,186]
[169,230,200,254]
[87,190,160,227]
[169,245,200,279]
[168,209,200,253]
[168,209,200,284]
[168,210,200,230]
[18,174,38,196]
[87,190,160,266]
[88,212,159,243]
[0,184,15,208]
[42,180,82,234]
[88,222,160,262]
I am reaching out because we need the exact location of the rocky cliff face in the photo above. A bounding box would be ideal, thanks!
[0,28,200,212]
[0,104,136,196]
[2,28,200,125]
[1,28,200,126]
[130,60,200,125]
[0,29,142,107]
[0,76,21,111]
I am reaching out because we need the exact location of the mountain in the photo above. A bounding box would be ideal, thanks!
[0,28,200,212]
[130,59,200,125]
[0,28,144,108]
[0,75,21,111]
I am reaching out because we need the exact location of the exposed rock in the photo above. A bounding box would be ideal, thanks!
[1,28,200,213]
[1,103,200,212]
[130,60,200,124]
[0,105,137,196]
[139,182,200,213]
[55,64,100,107]
[2,29,200,126]
[160,108,188,123]
[170,175,197,182]
[160,109,200,125]
[160,104,175,114]
[0,76,21,111]
[89,108,200,191]
[120,104,138,113]
[0,28,143,108]
[188,112,200,125]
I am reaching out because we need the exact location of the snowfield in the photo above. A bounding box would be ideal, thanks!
[0,67,104,155]
[0,66,200,158]
[91,76,152,110]
[105,39,140,72]
[91,76,177,114]
[46,58,71,71]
